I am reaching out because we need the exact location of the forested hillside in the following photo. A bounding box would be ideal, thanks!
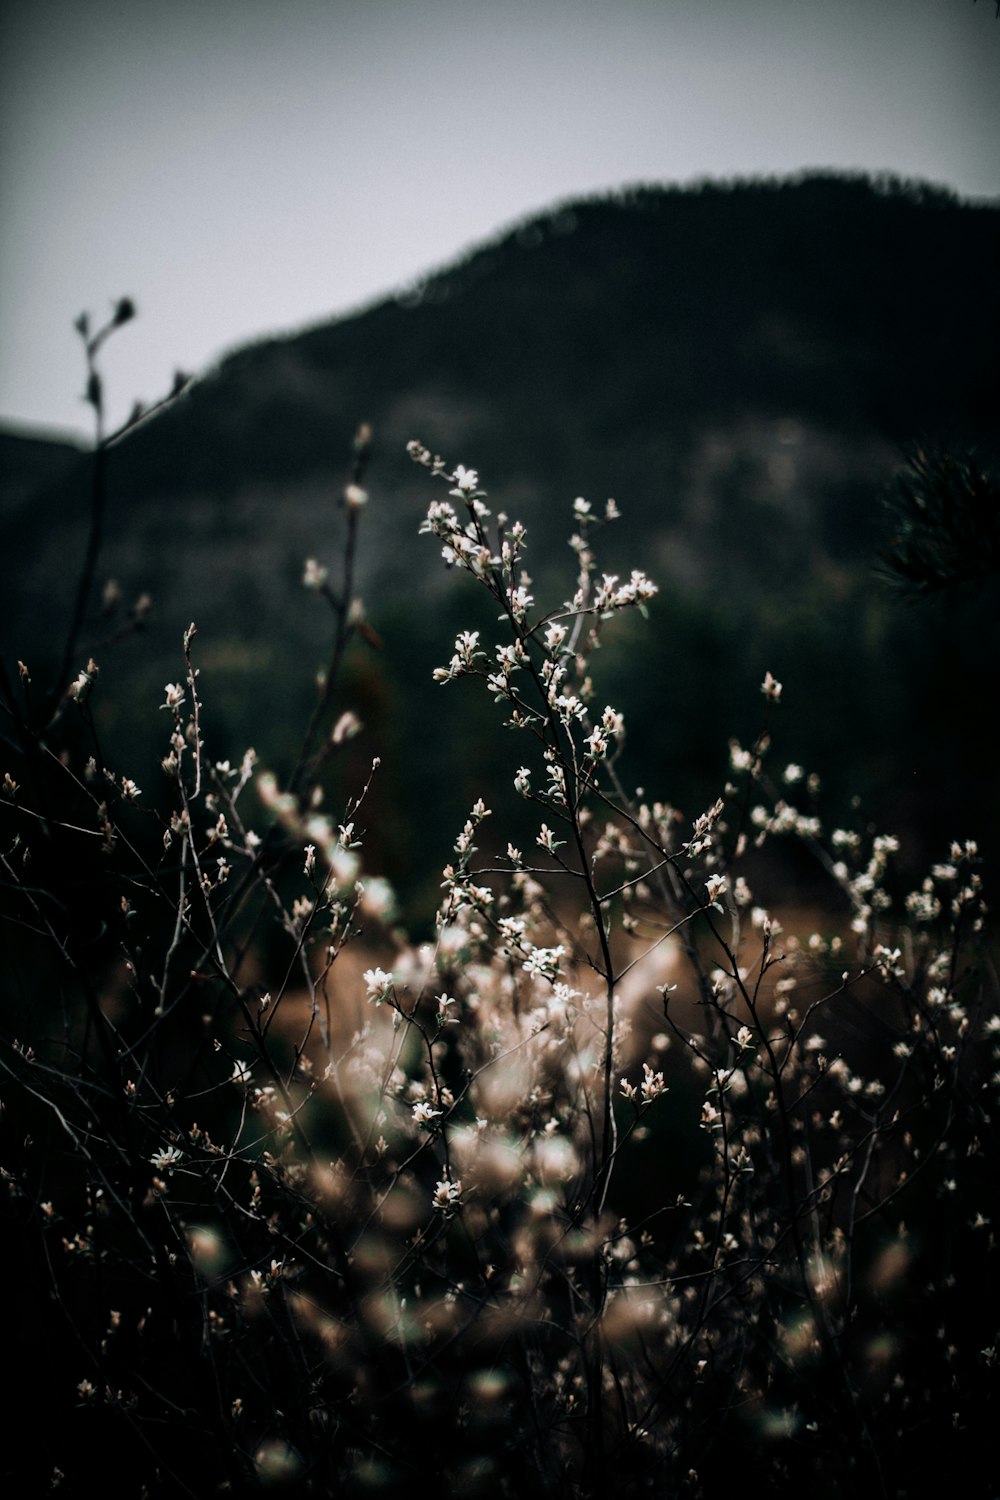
[4,173,997,912]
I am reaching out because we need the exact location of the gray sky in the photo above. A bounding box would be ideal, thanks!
[1,0,997,439]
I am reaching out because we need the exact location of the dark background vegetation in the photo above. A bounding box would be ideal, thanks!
[3,173,998,921]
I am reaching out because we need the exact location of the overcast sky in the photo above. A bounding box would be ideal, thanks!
[1,0,997,439]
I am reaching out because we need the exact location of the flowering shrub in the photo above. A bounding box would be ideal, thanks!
[1,320,998,1497]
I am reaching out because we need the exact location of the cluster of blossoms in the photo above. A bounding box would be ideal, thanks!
[6,410,994,1500]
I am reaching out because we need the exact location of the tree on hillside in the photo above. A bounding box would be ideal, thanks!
[880,447,1000,601]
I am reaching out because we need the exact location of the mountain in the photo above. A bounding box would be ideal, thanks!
[3,173,998,914]
[0,426,85,510]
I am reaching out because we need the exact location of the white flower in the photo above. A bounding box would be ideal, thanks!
[150,1145,183,1171]
[435,993,458,1027]
[873,944,904,977]
[832,828,860,849]
[432,1178,463,1214]
[523,944,565,980]
[331,710,362,744]
[302,558,328,589]
[615,569,657,607]
[705,874,727,907]
[358,876,395,919]
[451,465,479,495]
[363,967,394,1004]
[905,886,941,923]
[640,1063,667,1103]
[344,483,368,509]
[509,585,534,620]
[412,1101,442,1127]
[761,671,782,702]
[161,682,185,710]
[552,692,585,722]
[585,727,608,759]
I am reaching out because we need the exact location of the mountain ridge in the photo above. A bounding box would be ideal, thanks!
[3,172,997,909]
